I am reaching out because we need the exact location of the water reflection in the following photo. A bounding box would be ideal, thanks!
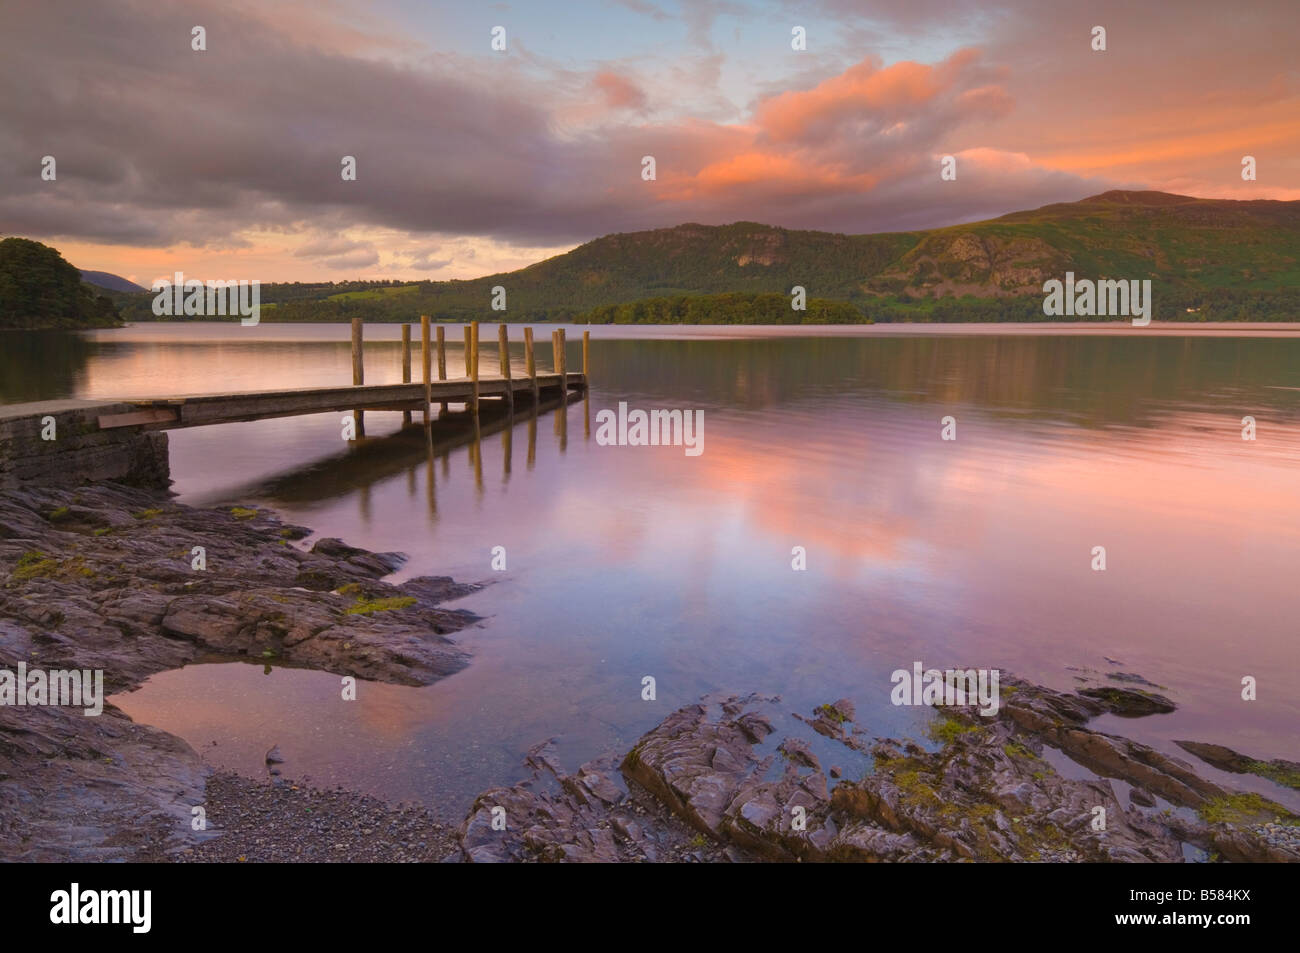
[22,324,1300,818]
[0,331,96,402]
[242,391,575,517]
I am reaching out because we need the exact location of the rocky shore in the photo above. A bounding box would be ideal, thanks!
[456,684,1299,863]
[2,482,1296,863]
[0,481,478,861]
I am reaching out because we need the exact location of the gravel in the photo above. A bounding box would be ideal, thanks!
[174,771,460,863]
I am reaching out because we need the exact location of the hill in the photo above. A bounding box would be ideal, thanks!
[0,238,123,329]
[118,191,1300,323]
[79,269,147,293]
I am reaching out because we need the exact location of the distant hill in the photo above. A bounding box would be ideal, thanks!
[79,269,147,293]
[0,238,123,329]
[117,191,1300,323]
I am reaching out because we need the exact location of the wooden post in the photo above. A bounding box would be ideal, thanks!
[551,330,560,396]
[352,319,364,385]
[351,318,364,436]
[524,327,538,402]
[401,324,412,426]
[436,325,447,414]
[557,327,568,405]
[463,325,473,411]
[497,323,513,412]
[420,315,431,429]
[469,320,480,417]
[582,329,590,383]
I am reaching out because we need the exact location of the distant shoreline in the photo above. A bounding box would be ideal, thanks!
[77,319,1300,340]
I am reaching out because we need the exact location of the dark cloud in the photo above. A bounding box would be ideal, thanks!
[3,0,1289,264]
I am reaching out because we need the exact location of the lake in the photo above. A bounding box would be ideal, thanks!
[5,321,1299,819]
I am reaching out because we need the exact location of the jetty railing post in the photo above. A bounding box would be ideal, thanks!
[497,323,513,413]
[462,325,472,410]
[401,324,412,427]
[470,320,480,418]
[551,329,560,396]
[436,325,448,414]
[524,327,538,402]
[351,317,364,437]
[420,315,432,430]
[558,327,568,406]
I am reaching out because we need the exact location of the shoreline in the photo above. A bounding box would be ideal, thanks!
[1,483,1296,862]
[73,318,1300,343]
[0,481,479,861]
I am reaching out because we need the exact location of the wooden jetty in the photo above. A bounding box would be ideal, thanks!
[97,321,586,431]
[0,322,590,490]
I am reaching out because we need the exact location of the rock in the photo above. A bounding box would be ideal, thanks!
[265,746,285,765]
[452,676,1292,864]
[779,737,820,770]
[0,482,480,862]
[1078,686,1176,717]
[1107,672,1163,688]
[1174,741,1300,791]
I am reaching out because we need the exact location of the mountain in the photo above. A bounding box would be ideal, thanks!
[79,269,147,293]
[125,191,1300,323]
[0,238,123,329]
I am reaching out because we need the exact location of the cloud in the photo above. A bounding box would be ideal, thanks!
[1,0,1295,283]
[592,70,648,111]
[322,249,380,270]
[294,237,376,259]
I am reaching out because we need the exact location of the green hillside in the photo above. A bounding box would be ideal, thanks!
[120,191,1300,323]
[0,238,123,329]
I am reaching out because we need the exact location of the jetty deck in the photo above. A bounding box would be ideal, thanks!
[95,374,584,430]
[0,320,589,490]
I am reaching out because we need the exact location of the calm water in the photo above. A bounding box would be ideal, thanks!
[6,322,1300,818]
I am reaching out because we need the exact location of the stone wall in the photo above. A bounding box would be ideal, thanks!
[0,401,170,490]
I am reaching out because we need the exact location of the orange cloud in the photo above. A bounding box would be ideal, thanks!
[755,49,1002,143]
[592,70,647,111]
[661,151,878,199]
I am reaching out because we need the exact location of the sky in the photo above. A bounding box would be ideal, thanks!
[1,0,1297,285]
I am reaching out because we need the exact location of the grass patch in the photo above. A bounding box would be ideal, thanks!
[132,508,163,520]
[926,714,981,745]
[10,551,94,581]
[1198,793,1296,826]
[47,506,70,521]
[345,596,416,616]
[1244,760,1300,791]
[816,703,848,724]
[13,550,59,580]
[893,768,942,807]
[92,527,111,537]
[230,507,258,520]
[1004,741,1038,760]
